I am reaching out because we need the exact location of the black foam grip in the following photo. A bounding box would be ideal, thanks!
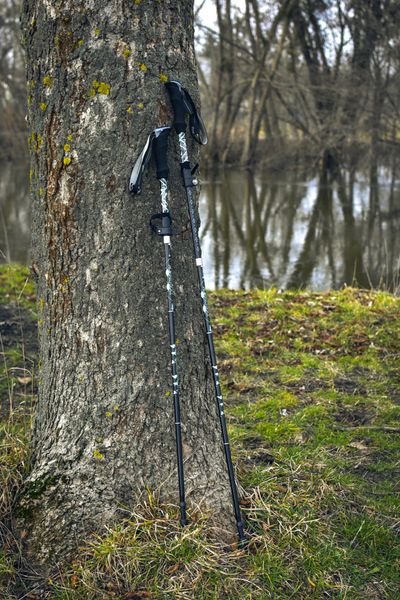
[165,82,187,134]
[154,129,170,179]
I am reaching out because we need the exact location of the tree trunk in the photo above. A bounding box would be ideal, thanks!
[19,0,236,563]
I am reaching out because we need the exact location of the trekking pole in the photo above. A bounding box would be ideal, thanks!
[129,126,187,527]
[165,81,245,543]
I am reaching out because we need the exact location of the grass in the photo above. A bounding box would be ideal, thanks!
[0,264,36,315]
[1,265,399,598]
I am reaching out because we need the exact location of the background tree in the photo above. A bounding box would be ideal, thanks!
[18,0,237,563]
[2,0,400,174]
[194,0,400,173]
[0,0,26,159]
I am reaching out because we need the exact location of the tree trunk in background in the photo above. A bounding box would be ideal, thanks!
[19,0,236,563]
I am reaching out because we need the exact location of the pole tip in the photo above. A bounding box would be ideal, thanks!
[237,521,247,545]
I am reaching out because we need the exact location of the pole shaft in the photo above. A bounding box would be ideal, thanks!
[159,178,187,527]
[176,137,245,542]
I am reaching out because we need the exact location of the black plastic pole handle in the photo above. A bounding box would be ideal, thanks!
[165,81,208,145]
[153,127,170,179]
[165,81,188,134]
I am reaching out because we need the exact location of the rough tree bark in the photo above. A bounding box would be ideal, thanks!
[19,0,237,563]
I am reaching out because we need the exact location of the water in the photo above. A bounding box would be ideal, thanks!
[0,162,31,264]
[199,168,400,291]
[1,161,400,291]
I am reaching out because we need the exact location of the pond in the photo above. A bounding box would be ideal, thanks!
[1,161,400,292]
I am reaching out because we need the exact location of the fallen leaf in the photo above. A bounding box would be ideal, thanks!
[166,563,180,575]
[239,498,252,506]
[124,593,154,599]
[275,484,288,492]
[349,441,369,451]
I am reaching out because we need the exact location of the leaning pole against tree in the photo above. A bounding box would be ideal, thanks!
[165,81,245,542]
[19,0,240,562]
[130,125,188,529]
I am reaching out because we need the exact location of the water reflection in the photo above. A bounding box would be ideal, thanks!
[1,161,400,291]
[0,162,31,264]
[200,168,400,291]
